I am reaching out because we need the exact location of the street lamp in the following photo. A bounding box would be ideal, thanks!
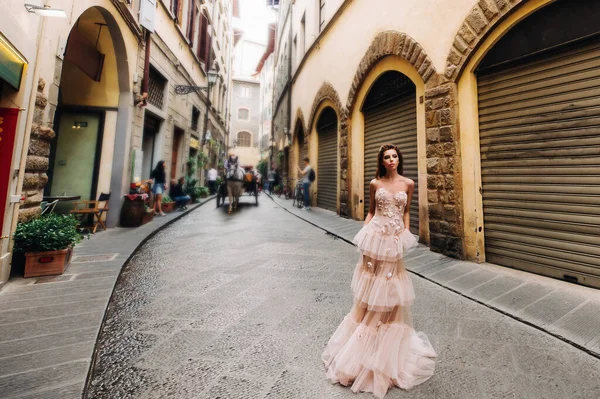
[174,68,218,95]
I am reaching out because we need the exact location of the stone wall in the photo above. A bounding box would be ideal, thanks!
[19,79,54,223]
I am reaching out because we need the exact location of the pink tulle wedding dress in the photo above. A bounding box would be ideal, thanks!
[322,187,436,398]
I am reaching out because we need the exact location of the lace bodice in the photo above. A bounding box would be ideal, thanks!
[373,188,408,233]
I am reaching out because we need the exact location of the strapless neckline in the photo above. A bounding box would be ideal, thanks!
[376,187,408,197]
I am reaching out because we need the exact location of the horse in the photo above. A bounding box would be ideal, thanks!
[225,161,245,213]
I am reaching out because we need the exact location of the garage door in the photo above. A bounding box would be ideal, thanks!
[364,93,419,234]
[478,40,600,287]
[317,122,337,211]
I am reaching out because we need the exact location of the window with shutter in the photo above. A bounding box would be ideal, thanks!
[198,13,210,64]
[187,4,196,43]
[237,132,251,147]
[237,108,249,120]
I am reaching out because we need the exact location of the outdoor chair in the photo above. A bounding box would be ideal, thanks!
[70,192,111,233]
[40,199,59,216]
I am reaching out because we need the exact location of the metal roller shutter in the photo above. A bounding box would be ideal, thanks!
[317,125,337,211]
[364,94,419,234]
[478,40,600,287]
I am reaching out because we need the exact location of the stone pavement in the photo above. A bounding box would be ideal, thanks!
[0,196,214,399]
[268,194,600,359]
[84,194,600,398]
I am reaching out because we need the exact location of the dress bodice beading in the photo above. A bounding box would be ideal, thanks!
[353,188,418,262]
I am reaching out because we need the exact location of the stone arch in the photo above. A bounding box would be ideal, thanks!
[307,82,344,135]
[292,107,307,143]
[444,0,526,81]
[346,31,436,112]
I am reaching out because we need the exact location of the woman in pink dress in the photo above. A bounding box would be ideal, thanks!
[322,143,436,398]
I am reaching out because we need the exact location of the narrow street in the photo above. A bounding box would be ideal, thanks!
[86,195,600,399]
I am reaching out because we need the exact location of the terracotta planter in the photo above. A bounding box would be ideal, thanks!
[141,211,154,225]
[162,202,176,213]
[24,247,73,278]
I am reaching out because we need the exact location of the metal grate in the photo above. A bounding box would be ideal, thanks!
[72,253,118,263]
[148,68,166,109]
[33,275,75,284]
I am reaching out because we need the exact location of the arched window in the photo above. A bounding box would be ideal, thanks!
[237,107,250,120]
[237,131,251,147]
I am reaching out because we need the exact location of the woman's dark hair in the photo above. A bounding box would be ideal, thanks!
[151,160,166,182]
[304,157,310,163]
[154,160,165,171]
[376,144,403,179]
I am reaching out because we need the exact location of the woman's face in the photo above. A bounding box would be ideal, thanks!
[382,149,399,171]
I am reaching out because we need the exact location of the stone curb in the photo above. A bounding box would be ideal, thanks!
[82,195,215,397]
[266,193,600,360]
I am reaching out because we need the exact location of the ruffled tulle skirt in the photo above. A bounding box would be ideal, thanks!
[322,222,436,398]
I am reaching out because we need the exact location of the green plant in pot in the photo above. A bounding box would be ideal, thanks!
[161,194,176,213]
[13,214,83,278]
[198,186,209,198]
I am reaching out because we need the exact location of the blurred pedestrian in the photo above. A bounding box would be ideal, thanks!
[150,160,167,216]
[207,166,218,194]
[297,157,312,210]
[170,177,190,210]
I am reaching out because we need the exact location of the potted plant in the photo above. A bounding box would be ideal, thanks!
[161,194,176,213]
[198,186,209,199]
[13,214,83,278]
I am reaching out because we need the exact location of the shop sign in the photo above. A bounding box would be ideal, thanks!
[0,37,26,90]
[0,108,19,231]
[190,137,199,149]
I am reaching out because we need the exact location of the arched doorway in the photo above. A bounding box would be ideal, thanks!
[47,7,130,226]
[316,107,338,211]
[475,0,600,286]
[362,71,419,234]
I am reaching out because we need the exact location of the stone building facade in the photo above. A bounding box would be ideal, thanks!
[229,78,261,166]
[277,0,600,288]
[0,0,234,284]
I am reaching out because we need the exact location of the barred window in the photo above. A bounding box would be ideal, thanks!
[237,131,251,147]
[191,107,200,131]
[237,108,250,120]
[148,67,166,109]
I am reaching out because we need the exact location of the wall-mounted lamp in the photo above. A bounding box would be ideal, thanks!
[24,3,67,18]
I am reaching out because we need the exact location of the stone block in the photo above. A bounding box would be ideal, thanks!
[478,0,499,20]
[439,158,450,174]
[439,126,453,142]
[428,175,444,190]
[425,110,440,128]
[40,173,48,186]
[446,237,465,259]
[494,0,510,10]
[31,124,55,140]
[444,142,456,156]
[444,205,458,222]
[23,191,43,206]
[25,155,49,173]
[18,206,41,223]
[28,139,51,157]
[439,220,451,235]
[453,36,469,54]
[440,107,456,125]
[422,65,435,83]
[426,128,440,143]
[448,48,462,65]
[466,7,488,34]
[425,84,451,98]
[22,173,40,189]
[428,189,439,204]
[429,233,447,253]
[429,220,441,234]
[445,64,458,80]
[35,92,48,108]
[444,175,455,190]
[427,157,440,174]
[430,202,444,220]
[409,45,422,64]
[458,23,477,45]
[427,144,444,158]
[414,51,427,70]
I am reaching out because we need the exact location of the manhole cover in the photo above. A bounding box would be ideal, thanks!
[71,253,118,263]
[33,275,75,284]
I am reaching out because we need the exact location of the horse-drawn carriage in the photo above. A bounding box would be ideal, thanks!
[216,164,258,212]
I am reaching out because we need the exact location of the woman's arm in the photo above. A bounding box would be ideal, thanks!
[403,179,415,231]
[364,180,377,225]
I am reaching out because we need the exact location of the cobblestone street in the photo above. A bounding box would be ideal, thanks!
[85,196,600,399]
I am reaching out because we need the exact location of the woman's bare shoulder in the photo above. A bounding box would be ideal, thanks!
[401,176,415,187]
[369,179,380,189]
